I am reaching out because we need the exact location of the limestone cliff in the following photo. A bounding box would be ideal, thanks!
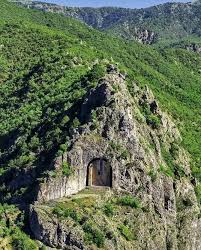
[29,65,201,249]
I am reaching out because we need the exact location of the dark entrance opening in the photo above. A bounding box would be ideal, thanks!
[87,158,112,187]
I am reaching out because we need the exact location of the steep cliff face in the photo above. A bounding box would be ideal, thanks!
[111,26,157,45]
[30,66,200,249]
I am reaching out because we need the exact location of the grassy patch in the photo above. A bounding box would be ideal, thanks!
[103,203,115,217]
[117,195,141,209]
[159,164,174,178]
[118,224,134,241]
[53,206,81,222]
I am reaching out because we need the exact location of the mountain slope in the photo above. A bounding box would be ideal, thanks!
[1,0,201,205]
[18,0,201,45]
[0,0,201,249]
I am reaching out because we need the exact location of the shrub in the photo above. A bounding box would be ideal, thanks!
[71,117,80,129]
[169,142,179,158]
[29,135,40,151]
[109,142,130,159]
[57,144,68,157]
[146,114,161,129]
[61,115,70,126]
[174,164,185,178]
[121,149,130,160]
[117,195,141,209]
[52,206,63,217]
[112,84,120,93]
[83,223,105,248]
[161,146,175,174]
[64,209,81,223]
[59,144,67,153]
[140,102,161,129]
[53,206,81,223]
[91,110,98,129]
[12,228,37,250]
[109,141,122,151]
[159,164,174,178]
[62,162,73,177]
[103,203,114,217]
[87,64,105,82]
[118,224,133,241]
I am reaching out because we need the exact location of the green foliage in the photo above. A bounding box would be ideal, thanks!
[161,146,175,172]
[91,110,99,129]
[62,162,73,177]
[169,142,180,159]
[103,203,115,217]
[112,84,120,93]
[174,165,186,178]
[57,143,68,157]
[160,144,186,179]
[192,165,201,181]
[83,223,105,248]
[120,149,130,160]
[159,164,174,178]
[87,64,106,82]
[53,206,81,223]
[109,141,122,151]
[118,224,133,241]
[61,115,70,126]
[195,184,201,204]
[146,113,161,129]
[71,117,81,129]
[117,195,141,209]
[40,246,47,250]
[0,204,37,249]
[12,228,37,250]
[109,141,130,159]
[140,102,161,129]
[29,135,40,151]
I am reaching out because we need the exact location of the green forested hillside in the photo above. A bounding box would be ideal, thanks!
[18,0,201,44]
[0,0,201,248]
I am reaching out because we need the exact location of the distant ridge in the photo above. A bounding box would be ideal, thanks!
[16,0,201,45]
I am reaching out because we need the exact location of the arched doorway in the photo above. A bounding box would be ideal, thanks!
[87,159,112,187]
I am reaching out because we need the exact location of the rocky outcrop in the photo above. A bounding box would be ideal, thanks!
[118,24,157,44]
[185,43,201,53]
[30,205,84,249]
[134,29,156,45]
[36,173,85,203]
[30,66,200,249]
